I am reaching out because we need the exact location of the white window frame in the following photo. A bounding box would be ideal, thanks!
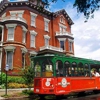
[60,15,65,24]
[6,24,17,41]
[59,23,67,32]
[68,39,74,52]
[22,26,27,44]
[30,30,37,48]
[44,35,50,46]
[30,12,37,27]
[21,47,27,69]
[58,38,66,50]
[44,18,50,32]
[4,46,16,70]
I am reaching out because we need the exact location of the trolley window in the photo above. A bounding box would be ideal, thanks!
[56,60,63,77]
[64,61,70,77]
[90,64,100,77]
[42,59,53,77]
[35,62,41,77]
[84,64,90,77]
[78,62,84,76]
[71,62,77,76]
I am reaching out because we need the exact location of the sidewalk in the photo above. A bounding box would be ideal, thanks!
[0,88,34,100]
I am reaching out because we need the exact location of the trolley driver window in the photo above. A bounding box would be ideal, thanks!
[42,59,53,77]
[35,62,41,77]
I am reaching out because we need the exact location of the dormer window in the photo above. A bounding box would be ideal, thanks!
[44,18,50,32]
[60,15,65,24]
[30,12,37,27]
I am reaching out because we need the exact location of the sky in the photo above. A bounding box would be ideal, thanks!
[1,0,100,60]
[49,0,100,60]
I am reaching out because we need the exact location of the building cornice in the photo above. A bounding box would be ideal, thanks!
[0,0,74,25]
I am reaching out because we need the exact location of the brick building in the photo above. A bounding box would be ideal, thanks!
[0,0,74,75]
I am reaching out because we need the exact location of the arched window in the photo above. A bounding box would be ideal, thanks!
[64,61,70,76]
[56,60,63,77]
[84,64,89,76]
[71,62,77,76]
[78,62,84,76]
[42,59,53,77]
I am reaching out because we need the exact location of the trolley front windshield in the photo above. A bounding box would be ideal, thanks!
[34,57,54,77]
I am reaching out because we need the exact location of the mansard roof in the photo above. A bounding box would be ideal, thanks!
[0,0,74,25]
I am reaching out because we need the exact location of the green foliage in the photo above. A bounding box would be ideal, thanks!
[22,66,34,90]
[33,0,100,20]
[7,76,25,84]
[22,89,34,95]
[1,73,25,84]
[0,72,6,84]
[74,0,100,20]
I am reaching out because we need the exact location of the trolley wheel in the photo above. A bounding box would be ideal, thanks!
[56,95,63,100]
[38,94,45,99]
[78,91,86,97]
[93,90,100,94]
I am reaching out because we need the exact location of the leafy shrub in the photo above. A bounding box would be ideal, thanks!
[22,89,34,95]
[0,73,6,84]
[8,83,28,88]
[7,76,25,84]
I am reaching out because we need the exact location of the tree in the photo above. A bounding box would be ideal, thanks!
[73,0,100,20]
[22,66,34,90]
[32,0,100,19]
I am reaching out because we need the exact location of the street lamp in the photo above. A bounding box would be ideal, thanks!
[5,64,9,96]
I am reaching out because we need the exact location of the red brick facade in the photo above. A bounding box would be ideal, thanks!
[0,0,74,75]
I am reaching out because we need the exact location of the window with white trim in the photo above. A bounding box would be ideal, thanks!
[4,46,16,70]
[44,18,50,32]
[60,41,65,50]
[44,35,50,46]
[69,41,73,52]
[31,34,35,47]
[45,38,49,46]
[60,15,65,24]
[58,38,66,50]
[30,30,37,48]
[8,27,14,41]
[22,31,26,43]
[68,39,73,52]
[6,24,17,41]
[59,23,66,32]
[22,53,25,68]
[7,51,13,70]
[21,47,27,69]
[30,12,37,27]
[22,26,27,44]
